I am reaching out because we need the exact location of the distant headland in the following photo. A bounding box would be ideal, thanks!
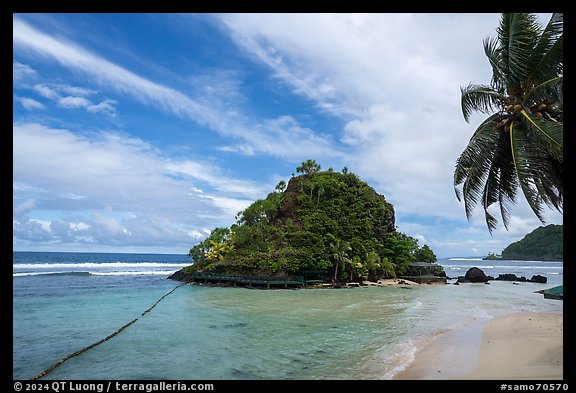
[483,224,562,261]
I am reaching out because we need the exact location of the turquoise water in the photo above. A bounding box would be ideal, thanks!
[13,252,563,380]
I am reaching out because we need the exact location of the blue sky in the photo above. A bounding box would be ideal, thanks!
[13,13,562,257]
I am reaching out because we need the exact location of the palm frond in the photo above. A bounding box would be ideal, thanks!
[509,121,546,224]
[454,114,502,221]
[528,13,563,83]
[481,131,518,232]
[483,209,499,235]
[454,114,501,189]
[495,153,518,230]
[532,160,563,212]
[537,157,563,211]
[480,159,503,233]
[455,13,563,233]
[526,76,563,104]
[520,109,563,159]
[499,13,540,90]
[542,13,563,42]
[460,84,504,123]
[483,37,506,92]
[528,35,563,84]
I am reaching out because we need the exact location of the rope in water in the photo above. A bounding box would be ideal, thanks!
[31,283,186,380]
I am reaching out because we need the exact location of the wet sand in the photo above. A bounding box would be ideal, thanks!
[393,311,563,380]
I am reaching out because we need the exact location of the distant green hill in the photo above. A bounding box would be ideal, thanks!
[500,224,563,261]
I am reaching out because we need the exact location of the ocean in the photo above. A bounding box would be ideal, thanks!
[12,252,563,380]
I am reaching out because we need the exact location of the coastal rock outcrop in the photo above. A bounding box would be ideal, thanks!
[458,267,490,283]
[170,160,442,285]
[167,269,193,282]
[529,274,548,283]
[494,273,548,283]
[455,269,548,284]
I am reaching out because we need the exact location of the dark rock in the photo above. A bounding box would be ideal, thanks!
[530,274,548,284]
[496,273,519,281]
[457,271,548,285]
[463,267,489,283]
[495,273,547,283]
[167,269,193,282]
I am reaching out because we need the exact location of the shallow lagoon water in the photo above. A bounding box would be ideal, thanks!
[13,253,563,380]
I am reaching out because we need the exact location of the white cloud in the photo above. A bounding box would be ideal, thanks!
[218,14,483,213]
[70,222,90,231]
[250,115,343,160]
[13,17,230,128]
[58,95,92,109]
[31,219,52,232]
[13,14,560,256]
[187,228,213,239]
[165,160,266,199]
[92,212,124,235]
[13,16,341,162]
[31,83,118,115]
[33,84,60,100]
[199,195,253,219]
[13,198,36,215]
[59,85,96,96]
[218,13,560,233]
[219,13,494,117]
[34,83,95,99]
[86,99,117,115]
[13,61,37,80]
[17,97,45,110]
[56,96,117,115]
[186,68,247,107]
[12,122,268,250]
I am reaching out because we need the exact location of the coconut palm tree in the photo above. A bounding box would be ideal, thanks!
[297,159,321,176]
[330,239,351,283]
[454,13,563,233]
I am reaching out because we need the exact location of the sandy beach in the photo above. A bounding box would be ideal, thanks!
[394,311,563,380]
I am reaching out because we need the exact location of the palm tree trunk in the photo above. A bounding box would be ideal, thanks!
[333,260,338,283]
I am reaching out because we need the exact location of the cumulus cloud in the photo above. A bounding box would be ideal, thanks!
[13,14,561,256]
[57,95,92,109]
[13,61,37,81]
[12,122,266,251]
[16,97,45,110]
[31,83,118,115]
[217,13,562,256]
[57,96,117,114]
[217,13,495,216]
[32,84,59,100]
